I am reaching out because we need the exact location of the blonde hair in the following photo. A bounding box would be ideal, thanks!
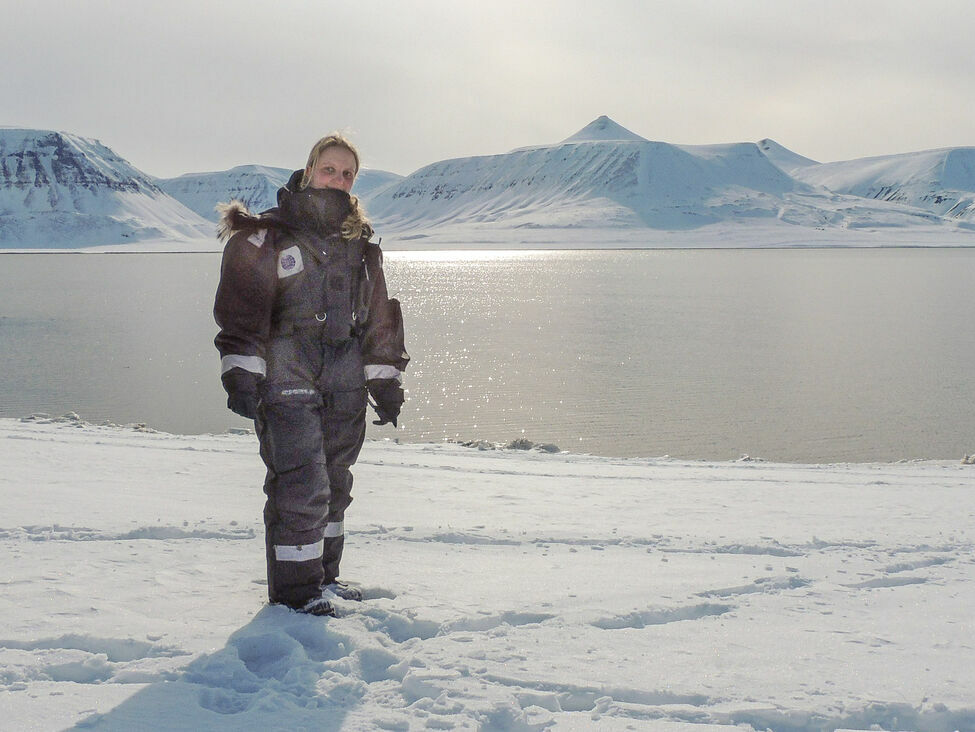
[300,133,371,240]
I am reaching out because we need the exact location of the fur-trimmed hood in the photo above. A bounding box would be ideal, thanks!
[215,168,304,242]
[216,168,373,243]
[215,200,281,242]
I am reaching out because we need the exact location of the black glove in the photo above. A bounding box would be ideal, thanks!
[221,367,260,420]
[367,378,404,427]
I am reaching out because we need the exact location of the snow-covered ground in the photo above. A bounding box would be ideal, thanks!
[1,415,973,731]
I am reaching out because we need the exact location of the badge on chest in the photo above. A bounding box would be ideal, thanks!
[277,246,305,279]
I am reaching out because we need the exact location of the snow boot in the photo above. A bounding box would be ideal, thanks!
[297,595,336,617]
[324,580,363,602]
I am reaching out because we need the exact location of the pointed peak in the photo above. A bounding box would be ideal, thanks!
[561,116,648,144]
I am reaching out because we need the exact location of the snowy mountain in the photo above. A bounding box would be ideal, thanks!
[364,118,794,231]
[352,168,405,199]
[158,166,404,221]
[363,117,969,243]
[3,121,975,249]
[787,147,975,223]
[0,128,211,248]
[156,165,291,221]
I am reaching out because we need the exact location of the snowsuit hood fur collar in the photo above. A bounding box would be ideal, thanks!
[216,169,353,242]
[216,199,274,242]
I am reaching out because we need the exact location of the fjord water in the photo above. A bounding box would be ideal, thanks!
[1,248,973,463]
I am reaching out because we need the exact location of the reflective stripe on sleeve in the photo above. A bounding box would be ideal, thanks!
[363,364,401,382]
[323,521,344,538]
[274,540,324,562]
[221,354,267,377]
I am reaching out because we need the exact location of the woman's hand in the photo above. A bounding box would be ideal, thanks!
[367,378,404,427]
[221,367,261,420]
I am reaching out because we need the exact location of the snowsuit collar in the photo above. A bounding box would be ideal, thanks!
[278,169,353,236]
[217,169,352,242]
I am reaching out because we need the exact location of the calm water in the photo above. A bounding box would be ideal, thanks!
[1,248,973,463]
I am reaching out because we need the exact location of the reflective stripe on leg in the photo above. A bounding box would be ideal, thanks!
[274,540,325,562]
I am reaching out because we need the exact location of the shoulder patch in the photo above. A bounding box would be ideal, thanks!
[247,229,267,248]
[277,245,304,279]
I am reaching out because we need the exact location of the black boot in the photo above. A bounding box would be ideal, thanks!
[323,580,363,602]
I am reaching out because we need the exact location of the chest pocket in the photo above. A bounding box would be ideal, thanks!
[270,235,367,344]
[320,239,366,345]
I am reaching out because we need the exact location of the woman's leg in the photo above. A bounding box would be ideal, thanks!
[320,387,368,585]
[258,388,331,608]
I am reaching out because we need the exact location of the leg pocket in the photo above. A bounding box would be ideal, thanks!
[326,388,368,425]
[260,383,324,474]
[322,388,368,511]
[323,389,368,460]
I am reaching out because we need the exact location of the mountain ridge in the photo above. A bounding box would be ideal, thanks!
[788,146,975,222]
[2,120,974,249]
[156,165,404,222]
[363,120,974,240]
[156,164,291,222]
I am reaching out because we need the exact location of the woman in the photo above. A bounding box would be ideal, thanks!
[213,134,409,616]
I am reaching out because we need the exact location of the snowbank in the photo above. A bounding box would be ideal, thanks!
[1,415,974,730]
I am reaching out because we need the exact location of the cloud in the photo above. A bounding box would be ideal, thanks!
[2,0,972,177]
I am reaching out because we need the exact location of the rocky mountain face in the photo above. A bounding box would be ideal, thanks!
[2,130,145,198]
[0,129,210,247]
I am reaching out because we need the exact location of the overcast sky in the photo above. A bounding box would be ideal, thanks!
[4,0,973,179]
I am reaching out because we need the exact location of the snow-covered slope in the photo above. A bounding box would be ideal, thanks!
[366,118,801,231]
[158,166,404,221]
[5,122,975,250]
[757,138,820,173]
[0,128,211,248]
[352,168,405,199]
[156,164,291,221]
[789,147,975,223]
[364,117,970,243]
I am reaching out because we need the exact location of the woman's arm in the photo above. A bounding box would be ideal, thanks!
[360,243,410,382]
[213,228,277,379]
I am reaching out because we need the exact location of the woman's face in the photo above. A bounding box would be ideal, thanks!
[306,146,357,192]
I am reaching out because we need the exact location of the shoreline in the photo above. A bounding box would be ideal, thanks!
[8,415,973,469]
[3,219,975,253]
[4,241,975,254]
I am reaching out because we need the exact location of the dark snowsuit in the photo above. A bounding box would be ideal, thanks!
[213,172,409,609]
